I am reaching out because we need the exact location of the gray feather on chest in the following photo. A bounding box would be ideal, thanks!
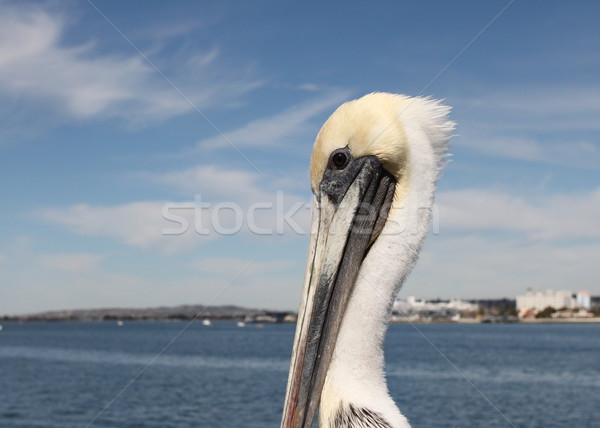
[331,404,393,428]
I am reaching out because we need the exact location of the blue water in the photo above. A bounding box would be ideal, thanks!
[0,322,598,428]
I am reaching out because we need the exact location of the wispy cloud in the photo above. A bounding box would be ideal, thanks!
[195,90,351,151]
[453,85,600,168]
[0,4,258,127]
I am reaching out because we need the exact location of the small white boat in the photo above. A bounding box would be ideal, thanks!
[116,320,124,327]
[237,321,246,328]
[202,319,212,326]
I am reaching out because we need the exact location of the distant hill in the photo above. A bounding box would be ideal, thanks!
[2,304,296,323]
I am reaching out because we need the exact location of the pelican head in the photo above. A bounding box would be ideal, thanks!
[281,93,454,428]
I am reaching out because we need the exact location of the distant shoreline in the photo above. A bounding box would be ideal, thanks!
[518,317,600,323]
[0,304,296,323]
[390,317,600,324]
[3,317,600,325]
[3,303,599,325]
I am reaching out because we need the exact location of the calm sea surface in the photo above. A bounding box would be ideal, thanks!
[0,321,598,428]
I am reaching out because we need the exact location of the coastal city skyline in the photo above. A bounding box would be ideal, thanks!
[4,287,597,322]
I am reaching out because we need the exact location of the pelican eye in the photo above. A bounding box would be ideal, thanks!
[329,148,351,170]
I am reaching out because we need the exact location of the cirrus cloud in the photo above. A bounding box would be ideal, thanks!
[0,4,259,128]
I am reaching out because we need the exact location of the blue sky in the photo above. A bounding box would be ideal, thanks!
[1,0,599,315]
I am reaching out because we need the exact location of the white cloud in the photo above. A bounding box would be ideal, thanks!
[438,187,600,241]
[0,5,258,126]
[401,185,600,296]
[38,165,313,254]
[38,201,203,254]
[195,90,350,150]
[39,253,103,272]
[405,235,600,299]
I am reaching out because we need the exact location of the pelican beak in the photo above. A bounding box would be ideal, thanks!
[281,155,396,428]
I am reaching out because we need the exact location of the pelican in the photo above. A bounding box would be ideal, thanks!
[281,93,454,428]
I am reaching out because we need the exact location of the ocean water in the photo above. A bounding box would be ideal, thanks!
[0,321,598,428]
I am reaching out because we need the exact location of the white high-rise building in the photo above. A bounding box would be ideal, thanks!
[576,291,591,310]
[516,289,592,311]
[516,289,575,311]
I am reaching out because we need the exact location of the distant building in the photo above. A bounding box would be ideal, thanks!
[394,296,478,314]
[516,289,592,312]
[576,291,591,310]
